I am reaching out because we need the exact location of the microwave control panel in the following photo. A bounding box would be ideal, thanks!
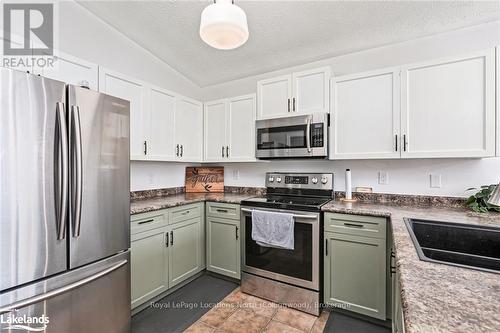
[311,123,324,147]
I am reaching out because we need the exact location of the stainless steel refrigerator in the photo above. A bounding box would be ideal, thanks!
[0,68,131,332]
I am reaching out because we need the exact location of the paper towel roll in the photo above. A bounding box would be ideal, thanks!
[345,169,352,200]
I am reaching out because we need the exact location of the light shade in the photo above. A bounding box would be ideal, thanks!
[487,182,500,207]
[199,0,248,50]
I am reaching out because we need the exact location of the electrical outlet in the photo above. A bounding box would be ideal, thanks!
[232,169,240,180]
[378,171,389,185]
[430,174,442,188]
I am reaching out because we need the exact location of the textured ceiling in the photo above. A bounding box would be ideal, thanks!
[78,1,500,87]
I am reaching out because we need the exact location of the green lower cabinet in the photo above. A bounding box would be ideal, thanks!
[168,217,202,287]
[206,216,240,279]
[131,227,169,309]
[324,231,387,320]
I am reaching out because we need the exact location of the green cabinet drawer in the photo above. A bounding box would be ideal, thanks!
[324,213,386,239]
[206,202,240,220]
[169,203,202,225]
[131,210,168,235]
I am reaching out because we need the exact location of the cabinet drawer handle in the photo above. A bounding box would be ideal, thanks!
[165,233,169,247]
[343,222,364,228]
[143,141,148,155]
[176,144,179,157]
[292,97,296,112]
[403,134,407,152]
[235,226,239,240]
[138,219,154,225]
[287,98,290,112]
[181,210,190,215]
[170,231,173,246]
[395,134,398,152]
[216,209,228,213]
[180,145,183,157]
[325,239,328,256]
[226,146,229,158]
[222,146,225,158]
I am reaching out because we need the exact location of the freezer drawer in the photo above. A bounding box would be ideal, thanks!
[0,251,131,333]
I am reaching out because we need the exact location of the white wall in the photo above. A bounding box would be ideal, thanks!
[213,158,500,198]
[200,21,500,198]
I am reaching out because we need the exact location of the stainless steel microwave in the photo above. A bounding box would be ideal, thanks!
[255,113,329,159]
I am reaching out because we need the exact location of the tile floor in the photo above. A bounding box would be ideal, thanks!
[185,288,329,333]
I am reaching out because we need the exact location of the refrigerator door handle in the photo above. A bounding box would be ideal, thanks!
[71,105,83,238]
[56,102,69,240]
[0,259,128,315]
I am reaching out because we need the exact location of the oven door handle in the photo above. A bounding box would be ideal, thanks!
[241,208,317,219]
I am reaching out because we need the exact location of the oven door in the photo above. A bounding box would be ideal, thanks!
[255,113,328,158]
[240,207,320,291]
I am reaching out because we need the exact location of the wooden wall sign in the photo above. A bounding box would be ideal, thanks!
[185,167,224,193]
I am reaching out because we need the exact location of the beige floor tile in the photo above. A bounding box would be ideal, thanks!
[239,295,280,318]
[215,309,271,333]
[199,302,238,328]
[310,310,330,333]
[273,307,318,332]
[223,289,250,307]
[184,321,215,333]
[262,320,304,333]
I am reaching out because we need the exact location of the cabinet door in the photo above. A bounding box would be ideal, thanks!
[99,68,147,159]
[168,218,201,287]
[204,99,227,162]
[227,94,256,161]
[257,74,292,119]
[401,49,495,158]
[42,52,98,90]
[131,228,168,309]
[206,217,240,279]
[292,67,330,115]
[147,87,176,160]
[175,96,203,161]
[331,69,400,159]
[324,232,386,320]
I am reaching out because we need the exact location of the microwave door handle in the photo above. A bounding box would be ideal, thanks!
[306,117,312,153]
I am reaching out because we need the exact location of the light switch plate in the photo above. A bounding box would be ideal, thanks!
[430,174,442,188]
[378,171,389,185]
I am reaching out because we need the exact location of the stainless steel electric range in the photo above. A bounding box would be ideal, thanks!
[240,172,334,316]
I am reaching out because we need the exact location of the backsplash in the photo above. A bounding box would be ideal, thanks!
[335,191,466,208]
[130,186,266,200]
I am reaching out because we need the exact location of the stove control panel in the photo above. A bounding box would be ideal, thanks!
[265,172,333,190]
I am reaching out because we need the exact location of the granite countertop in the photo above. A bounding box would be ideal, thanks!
[130,192,258,215]
[321,201,500,333]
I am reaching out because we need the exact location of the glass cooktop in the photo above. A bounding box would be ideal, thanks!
[241,195,332,212]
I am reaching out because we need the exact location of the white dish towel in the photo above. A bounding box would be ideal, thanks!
[251,210,294,250]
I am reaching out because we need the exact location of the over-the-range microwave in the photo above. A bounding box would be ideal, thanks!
[255,113,329,159]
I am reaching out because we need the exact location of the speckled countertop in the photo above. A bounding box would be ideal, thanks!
[130,193,257,215]
[321,201,500,333]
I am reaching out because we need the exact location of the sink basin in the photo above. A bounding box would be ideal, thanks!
[404,218,500,274]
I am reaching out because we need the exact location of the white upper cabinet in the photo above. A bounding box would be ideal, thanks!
[204,100,227,162]
[175,97,203,162]
[330,68,401,159]
[401,49,495,158]
[42,52,98,90]
[99,68,147,159]
[147,87,177,161]
[204,94,256,162]
[227,94,257,161]
[257,75,291,119]
[292,67,330,115]
[257,67,330,119]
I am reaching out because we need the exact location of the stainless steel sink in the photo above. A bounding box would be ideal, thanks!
[404,218,500,274]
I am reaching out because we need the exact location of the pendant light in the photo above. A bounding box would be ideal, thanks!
[199,0,249,50]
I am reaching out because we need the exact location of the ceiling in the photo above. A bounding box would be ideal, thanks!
[78,1,500,87]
